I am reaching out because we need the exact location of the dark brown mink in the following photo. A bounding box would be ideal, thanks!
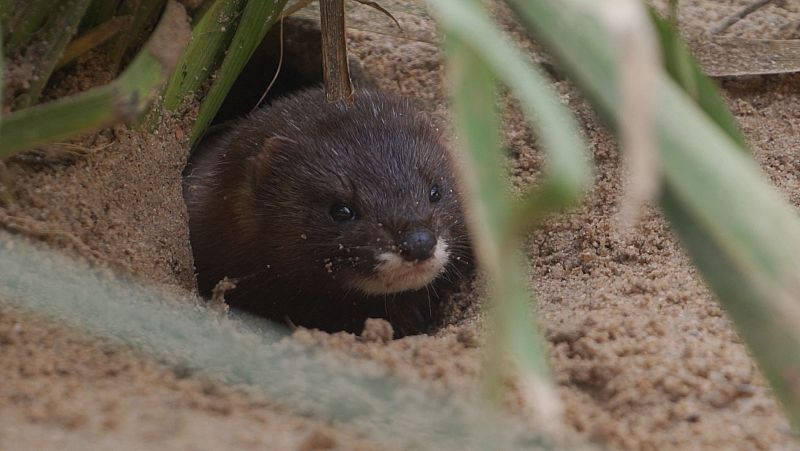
[184,87,473,337]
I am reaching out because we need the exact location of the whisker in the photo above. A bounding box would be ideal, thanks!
[424,284,432,318]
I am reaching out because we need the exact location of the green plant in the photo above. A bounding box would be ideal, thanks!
[0,1,190,157]
[429,0,800,432]
[0,0,286,156]
[161,0,246,111]
[427,0,592,421]
[186,0,288,144]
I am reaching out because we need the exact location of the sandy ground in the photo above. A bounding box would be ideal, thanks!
[2,0,800,450]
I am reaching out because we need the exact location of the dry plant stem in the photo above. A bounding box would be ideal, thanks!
[280,0,314,18]
[162,0,247,111]
[711,0,773,35]
[290,1,438,45]
[695,38,800,77]
[13,0,92,109]
[319,0,353,104]
[253,16,285,112]
[352,0,402,31]
[189,0,289,144]
[0,1,190,157]
[56,16,133,70]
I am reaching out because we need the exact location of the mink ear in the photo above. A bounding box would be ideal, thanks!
[246,135,296,190]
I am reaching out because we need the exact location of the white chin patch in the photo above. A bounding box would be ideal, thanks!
[351,240,449,295]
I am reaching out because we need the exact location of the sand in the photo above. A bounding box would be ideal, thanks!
[2,0,800,449]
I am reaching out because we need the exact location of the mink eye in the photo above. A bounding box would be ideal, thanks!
[330,203,357,222]
[429,184,441,203]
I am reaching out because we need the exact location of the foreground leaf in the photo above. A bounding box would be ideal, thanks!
[506,0,800,430]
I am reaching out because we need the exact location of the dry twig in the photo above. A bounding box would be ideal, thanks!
[711,0,774,35]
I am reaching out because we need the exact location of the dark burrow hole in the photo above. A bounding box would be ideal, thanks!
[210,18,327,127]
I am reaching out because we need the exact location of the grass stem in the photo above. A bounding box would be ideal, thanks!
[161,0,247,111]
[189,0,288,144]
[506,0,800,431]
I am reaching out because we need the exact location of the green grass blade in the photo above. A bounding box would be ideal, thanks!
[506,0,800,430]
[189,0,289,144]
[648,8,748,150]
[0,1,189,157]
[446,45,525,401]
[1,84,121,156]
[436,3,558,379]
[434,0,578,425]
[162,0,247,111]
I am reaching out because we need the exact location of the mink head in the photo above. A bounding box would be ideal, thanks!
[239,89,471,297]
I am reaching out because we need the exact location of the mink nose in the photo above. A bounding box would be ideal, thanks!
[399,229,437,262]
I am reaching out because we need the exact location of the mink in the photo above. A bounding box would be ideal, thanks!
[184,87,473,337]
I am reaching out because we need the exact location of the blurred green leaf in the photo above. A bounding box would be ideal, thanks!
[648,8,748,150]
[0,228,569,450]
[430,0,593,421]
[506,0,800,430]
[426,0,591,232]
[446,39,541,401]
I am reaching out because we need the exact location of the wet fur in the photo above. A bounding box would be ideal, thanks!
[184,87,473,337]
